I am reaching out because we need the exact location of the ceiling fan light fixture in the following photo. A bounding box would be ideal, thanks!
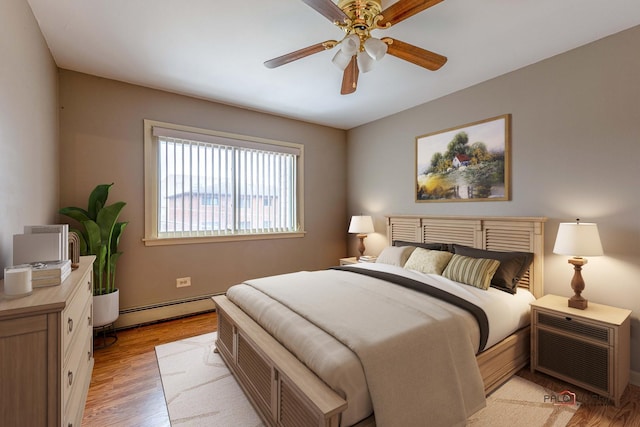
[264,0,448,94]
[357,51,375,73]
[341,33,361,56]
[364,37,388,60]
[332,49,353,71]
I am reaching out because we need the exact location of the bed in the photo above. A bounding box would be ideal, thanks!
[213,215,546,427]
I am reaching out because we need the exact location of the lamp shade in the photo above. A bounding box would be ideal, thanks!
[341,34,360,56]
[553,222,603,257]
[364,37,388,61]
[348,215,374,234]
[332,49,353,71]
[357,51,375,73]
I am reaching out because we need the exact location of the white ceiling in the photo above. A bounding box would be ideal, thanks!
[27,0,640,130]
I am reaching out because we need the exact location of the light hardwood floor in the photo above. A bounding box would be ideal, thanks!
[82,312,639,426]
[82,312,218,426]
[518,369,640,426]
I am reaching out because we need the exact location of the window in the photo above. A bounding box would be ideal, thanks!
[144,120,304,245]
[200,194,214,206]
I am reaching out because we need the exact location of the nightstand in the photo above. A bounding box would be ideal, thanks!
[530,294,631,406]
[339,257,359,265]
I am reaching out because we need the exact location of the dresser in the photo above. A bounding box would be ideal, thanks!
[0,256,95,427]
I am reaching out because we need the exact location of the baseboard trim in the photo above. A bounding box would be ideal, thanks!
[114,294,220,329]
[630,370,640,387]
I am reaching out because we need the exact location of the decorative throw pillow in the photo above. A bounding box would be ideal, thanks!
[452,245,534,294]
[403,247,453,275]
[442,254,501,290]
[376,246,416,267]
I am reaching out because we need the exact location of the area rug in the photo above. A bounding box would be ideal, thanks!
[156,333,579,427]
[155,332,263,426]
[467,375,580,427]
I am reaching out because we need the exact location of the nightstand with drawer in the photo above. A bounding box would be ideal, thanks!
[530,294,631,406]
[339,256,377,265]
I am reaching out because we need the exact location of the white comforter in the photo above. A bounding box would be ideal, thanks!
[226,263,534,426]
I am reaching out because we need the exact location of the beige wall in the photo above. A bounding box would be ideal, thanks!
[347,26,640,375]
[0,0,59,273]
[58,70,347,310]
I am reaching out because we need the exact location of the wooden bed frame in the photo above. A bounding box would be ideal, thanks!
[213,215,546,427]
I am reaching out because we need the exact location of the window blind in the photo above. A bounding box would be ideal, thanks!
[155,132,298,238]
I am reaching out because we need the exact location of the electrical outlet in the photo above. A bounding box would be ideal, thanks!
[176,277,191,288]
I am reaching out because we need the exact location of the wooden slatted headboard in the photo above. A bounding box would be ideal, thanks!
[386,215,546,298]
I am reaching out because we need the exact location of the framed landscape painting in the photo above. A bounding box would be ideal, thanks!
[415,114,511,202]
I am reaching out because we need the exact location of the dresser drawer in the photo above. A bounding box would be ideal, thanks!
[64,404,83,427]
[64,333,93,427]
[63,322,93,411]
[536,310,612,345]
[62,268,93,360]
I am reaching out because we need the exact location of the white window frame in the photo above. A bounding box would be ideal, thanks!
[143,119,305,246]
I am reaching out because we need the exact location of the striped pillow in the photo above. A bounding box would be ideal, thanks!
[442,254,501,290]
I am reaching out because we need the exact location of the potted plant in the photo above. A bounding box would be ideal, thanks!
[59,183,127,327]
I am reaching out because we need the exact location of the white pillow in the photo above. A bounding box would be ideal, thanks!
[403,247,453,275]
[376,246,416,267]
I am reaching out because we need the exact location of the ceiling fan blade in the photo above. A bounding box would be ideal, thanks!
[300,0,349,24]
[383,38,447,70]
[264,41,337,69]
[379,0,444,27]
[340,56,359,95]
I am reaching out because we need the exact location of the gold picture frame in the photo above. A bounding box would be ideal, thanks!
[416,114,511,202]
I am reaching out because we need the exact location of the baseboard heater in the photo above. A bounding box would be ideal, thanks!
[113,293,221,330]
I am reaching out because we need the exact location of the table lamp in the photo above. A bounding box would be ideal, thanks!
[348,215,374,258]
[553,219,603,309]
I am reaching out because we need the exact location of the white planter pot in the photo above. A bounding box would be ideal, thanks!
[93,289,120,327]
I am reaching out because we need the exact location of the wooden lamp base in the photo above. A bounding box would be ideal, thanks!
[356,233,367,258]
[568,295,588,310]
[567,257,588,310]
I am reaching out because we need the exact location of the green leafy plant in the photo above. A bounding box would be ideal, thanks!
[59,183,127,295]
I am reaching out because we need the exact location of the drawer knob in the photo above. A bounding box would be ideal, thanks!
[88,315,92,326]
[68,370,74,386]
[87,280,91,291]
[88,350,92,361]
[69,423,73,427]
[68,318,74,333]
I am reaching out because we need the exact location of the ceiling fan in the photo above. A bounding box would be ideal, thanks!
[264,0,447,95]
